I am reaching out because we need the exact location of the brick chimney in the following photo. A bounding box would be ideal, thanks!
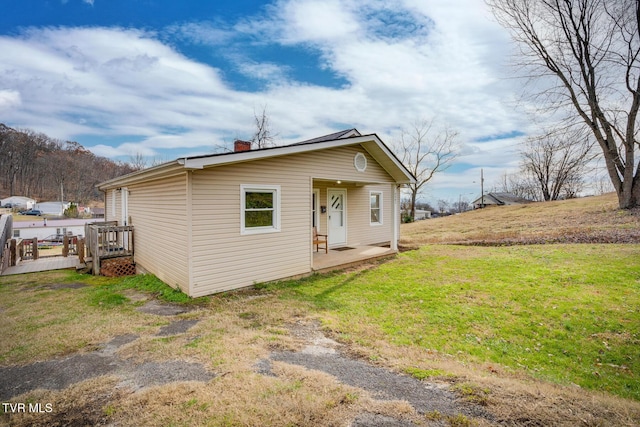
[234,140,252,152]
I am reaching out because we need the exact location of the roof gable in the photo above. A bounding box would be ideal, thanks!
[99,130,415,189]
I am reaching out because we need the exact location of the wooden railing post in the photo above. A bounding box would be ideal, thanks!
[63,235,69,257]
[77,238,85,264]
[92,228,100,275]
[10,239,16,266]
[32,238,38,260]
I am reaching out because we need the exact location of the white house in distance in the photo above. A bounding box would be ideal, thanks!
[98,129,416,297]
[472,192,532,209]
[12,218,95,241]
[1,196,36,209]
[34,201,72,216]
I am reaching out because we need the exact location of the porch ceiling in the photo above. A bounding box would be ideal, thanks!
[312,177,388,186]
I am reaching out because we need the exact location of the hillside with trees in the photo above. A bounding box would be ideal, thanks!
[0,124,135,204]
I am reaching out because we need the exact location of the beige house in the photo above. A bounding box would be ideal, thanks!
[98,129,415,297]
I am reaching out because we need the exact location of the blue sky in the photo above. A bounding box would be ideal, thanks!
[1,0,536,205]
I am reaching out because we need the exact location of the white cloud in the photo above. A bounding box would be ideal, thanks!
[0,90,21,111]
[278,0,361,43]
[0,0,530,202]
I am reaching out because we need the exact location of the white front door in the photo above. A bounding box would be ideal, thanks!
[328,189,346,245]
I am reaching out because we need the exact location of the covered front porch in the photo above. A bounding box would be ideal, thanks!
[312,244,396,272]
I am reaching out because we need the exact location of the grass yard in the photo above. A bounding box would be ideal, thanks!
[269,244,640,401]
[1,245,640,425]
[2,194,640,425]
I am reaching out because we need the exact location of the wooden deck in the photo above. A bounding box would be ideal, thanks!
[312,245,396,272]
[0,256,80,276]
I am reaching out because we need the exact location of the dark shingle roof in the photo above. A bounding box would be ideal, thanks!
[491,192,532,204]
[291,129,361,145]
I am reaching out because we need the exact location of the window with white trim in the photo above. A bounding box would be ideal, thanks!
[370,191,383,225]
[241,184,281,234]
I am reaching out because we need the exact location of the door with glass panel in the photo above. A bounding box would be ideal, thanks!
[327,189,346,245]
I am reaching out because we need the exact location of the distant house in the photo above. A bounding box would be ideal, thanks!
[472,192,532,209]
[414,209,431,220]
[91,207,105,218]
[1,196,36,210]
[12,218,95,241]
[34,201,72,216]
[98,129,416,297]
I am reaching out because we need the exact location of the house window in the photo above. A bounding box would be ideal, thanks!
[370,191,383,225]
[241,184,281,235]
[13,230,20,238]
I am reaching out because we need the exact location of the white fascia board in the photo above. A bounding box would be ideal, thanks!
[97,161,183,190]
[181,135,416,184]
[360,140,416,184]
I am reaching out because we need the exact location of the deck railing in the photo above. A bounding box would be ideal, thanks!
[19,238,38,260]
[0,215,13,273]
[85,222,134,275]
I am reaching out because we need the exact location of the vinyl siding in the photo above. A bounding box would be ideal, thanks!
[127,174,190,293]
[106,188,121,223]
[190,144,396,296]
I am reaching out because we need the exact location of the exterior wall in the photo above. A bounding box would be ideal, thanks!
[189,145,396,297]
[106,189,121,223]
[107,175,191,294]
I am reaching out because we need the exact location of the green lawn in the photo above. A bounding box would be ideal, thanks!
[269,244,640,400]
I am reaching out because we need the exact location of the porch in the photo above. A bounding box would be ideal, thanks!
[84,222,134,275]
[1,256,80,276]
[312,244,396,272]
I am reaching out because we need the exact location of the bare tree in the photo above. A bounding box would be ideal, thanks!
[396,119,459,221]
[488,0,640,208]
[129,152,147,171]
[251,105,277,149]
[521,127,597,200]
[437,199,450,214]
[0,124,135,203]
[493,171,539,200]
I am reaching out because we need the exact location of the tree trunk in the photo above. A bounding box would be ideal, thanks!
[619,175,640,209]
[410,188,417,222]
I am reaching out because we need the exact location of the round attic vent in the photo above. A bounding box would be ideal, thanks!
[354,152,367,172]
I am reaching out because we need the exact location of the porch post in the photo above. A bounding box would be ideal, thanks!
[10,239,16,266]
[392,184,399,251]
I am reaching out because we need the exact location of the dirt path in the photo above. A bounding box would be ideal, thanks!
[0,325,213,401]
[256,320,493,426]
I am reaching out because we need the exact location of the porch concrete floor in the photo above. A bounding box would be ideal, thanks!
[1,256,80,276]
[312,245,396,272]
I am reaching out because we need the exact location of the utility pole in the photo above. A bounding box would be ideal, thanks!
[480,168,484,208]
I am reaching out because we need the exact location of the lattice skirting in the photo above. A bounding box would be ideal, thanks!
[100,256,136,277]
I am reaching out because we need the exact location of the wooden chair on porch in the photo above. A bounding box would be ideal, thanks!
[313,227,328,254]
